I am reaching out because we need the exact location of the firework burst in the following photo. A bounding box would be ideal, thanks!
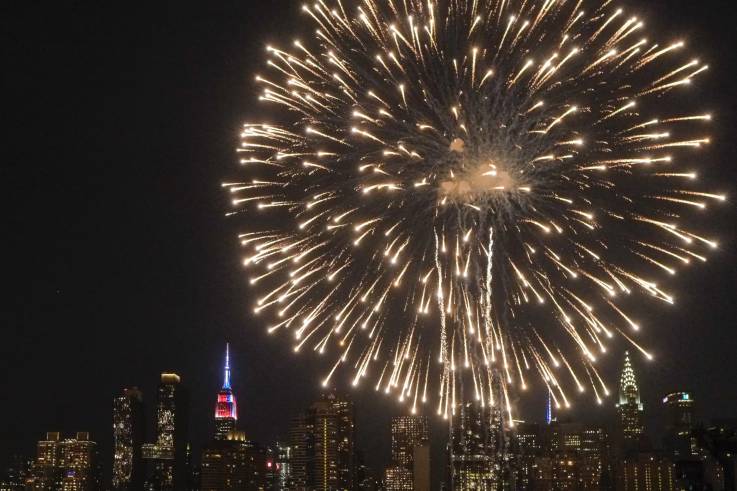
[225,0,722,423]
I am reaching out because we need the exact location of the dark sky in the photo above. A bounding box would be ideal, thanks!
[2,0,736,483]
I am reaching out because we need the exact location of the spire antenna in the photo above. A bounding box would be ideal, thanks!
[223,342,232,390]
[214,342,238,437]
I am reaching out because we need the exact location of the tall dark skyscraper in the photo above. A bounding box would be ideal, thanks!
[287,393,355,490]
[113,387,145,491]
[214,344,238,441]
[664,392,695,435]
[448,401,507,490]
[142,373,189,491]
[386,416,429,491]
[616,352,644,456]
[663,391,696,460]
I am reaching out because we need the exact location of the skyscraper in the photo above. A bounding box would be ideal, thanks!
[616,352,644,456]
[287,392,355,490]
[391,416,429,468]
[313,393,355,490]
[386,415,429,491]
[287,411,312,488]
[113,387,145,491]
[214,344,238,440]
[142,373,189,491]
[662,391,695,460]
[448,401,507,490]
[546,422,611,490]
[512,422,542,489]
[200,345,272,491]
[618,453,676,491]
[413,442,431,491]
[274,443,293,489]
[200,431,269,491]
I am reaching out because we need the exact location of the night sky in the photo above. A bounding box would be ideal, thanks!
[2,0,736,483]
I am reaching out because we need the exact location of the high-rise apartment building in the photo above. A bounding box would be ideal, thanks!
[287,411,312,488]
[313,393,355,490]
[386,415,429,491]
[384,466,413,491]
[618,453,676,491]
[113,387,145,491]
[200,431,269,491]
[28,432,97,491]
[391,416,429,467]
[142,373,189,491]
[272,443,293,489]
[287,392,355,490]
[448,400,507,490]
[543,422,610,489]
[512,422,543,489]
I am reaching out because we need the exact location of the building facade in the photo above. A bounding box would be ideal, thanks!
[142,373,189,491]
[386,415,429,491]
[200,432,269,491]
[286,393,355,490]
[616,352,644,457]
[662,391,695,460]
[113,387,145,491]
[448,400,508,490]
[28,432,98,491]
[617,453,675,491]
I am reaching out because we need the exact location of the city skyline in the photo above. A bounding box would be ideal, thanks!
[2,0,737,488]
[3,343,735,488]
[4,346,736,490]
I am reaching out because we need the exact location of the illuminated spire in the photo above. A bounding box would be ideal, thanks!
[618,351,641,406]
[223,342,231,390]
[215,343,238,434]
[546,389,553,425]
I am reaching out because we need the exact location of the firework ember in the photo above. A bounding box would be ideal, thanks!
[224,0,722,423]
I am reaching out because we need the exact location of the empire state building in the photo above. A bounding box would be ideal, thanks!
[214,344,238,440]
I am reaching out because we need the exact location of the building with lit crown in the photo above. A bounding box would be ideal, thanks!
[214,344,237,440]
[616,352,644,456]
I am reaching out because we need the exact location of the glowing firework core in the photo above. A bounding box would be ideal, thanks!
[441,139,520,200]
